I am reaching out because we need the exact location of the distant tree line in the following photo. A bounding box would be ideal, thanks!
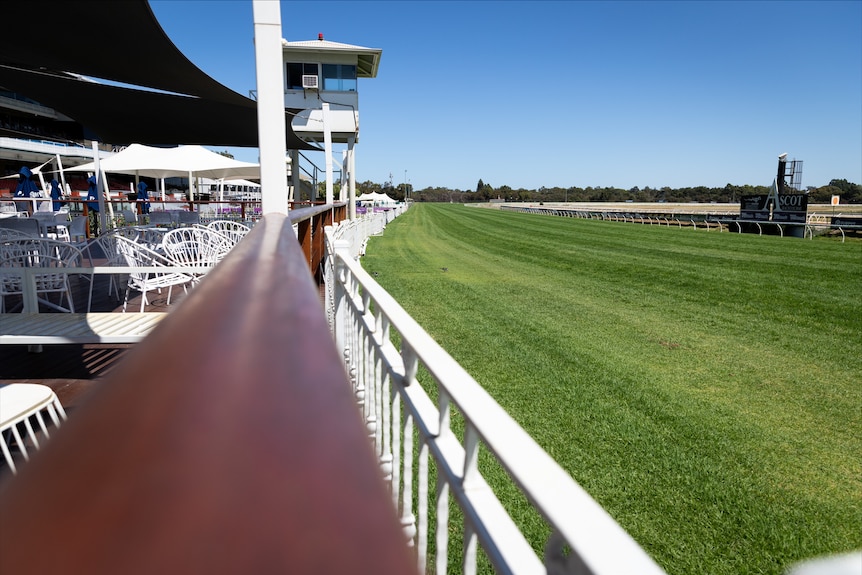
[341,178,861,204]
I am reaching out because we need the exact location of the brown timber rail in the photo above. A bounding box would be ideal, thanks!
[290,201,347,282]
[0,212,417,575]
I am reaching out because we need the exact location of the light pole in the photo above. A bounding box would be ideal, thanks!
[404,170,407,201]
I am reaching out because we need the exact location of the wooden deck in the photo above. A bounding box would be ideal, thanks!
[0,222,329,479]
[1,245,190,417]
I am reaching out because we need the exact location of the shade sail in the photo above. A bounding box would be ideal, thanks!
[0,1,318,150]
[67,144,260,180]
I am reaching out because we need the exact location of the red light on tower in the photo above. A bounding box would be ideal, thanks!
[318,33,324,41]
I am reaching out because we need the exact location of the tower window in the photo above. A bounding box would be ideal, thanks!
[286,62,318,89]
[322,64,357,91]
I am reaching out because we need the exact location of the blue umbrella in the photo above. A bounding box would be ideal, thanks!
[14,166,40,212]
[137,181,150,214]
[86,175,100,213]
[50,179,63,211]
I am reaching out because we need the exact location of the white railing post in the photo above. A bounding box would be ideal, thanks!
[333,239,351,356]
[401,411,416,545]
[435,473,450,575]
[417,440,430,575]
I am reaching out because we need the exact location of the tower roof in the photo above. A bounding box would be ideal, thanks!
[282,36,382,78]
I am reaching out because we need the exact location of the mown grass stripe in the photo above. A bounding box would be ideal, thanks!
[362,203,861,575]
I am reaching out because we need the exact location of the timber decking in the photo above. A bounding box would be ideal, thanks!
[1,247,190,429]
[0,312,167,344]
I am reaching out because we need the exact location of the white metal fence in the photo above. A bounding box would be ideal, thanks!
[323,208,666,575]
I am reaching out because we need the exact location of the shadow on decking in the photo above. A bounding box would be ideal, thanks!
[1,264,191,404]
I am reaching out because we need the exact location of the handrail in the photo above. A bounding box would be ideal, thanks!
[324,228,666,575]
[290,202,347,279]
[0,213,417,575]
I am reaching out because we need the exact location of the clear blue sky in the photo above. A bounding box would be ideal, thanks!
[149,0,861,191]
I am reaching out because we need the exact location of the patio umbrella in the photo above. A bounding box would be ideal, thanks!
[14,166,41,211]
[50,179,63,211]
[137,181,150,214]
[86,175,100,213]
[67,144,261,180]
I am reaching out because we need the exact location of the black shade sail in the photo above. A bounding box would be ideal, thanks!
[0,0,316,150]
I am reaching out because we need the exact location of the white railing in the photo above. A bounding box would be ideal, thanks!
[323,205,406,326]
[323,212,666,575]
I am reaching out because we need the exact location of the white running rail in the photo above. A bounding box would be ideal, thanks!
[323,212,666,575]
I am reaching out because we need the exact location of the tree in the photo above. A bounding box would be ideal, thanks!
[357,180,382,195]
[309,176,860,204]
[827,179,862,203]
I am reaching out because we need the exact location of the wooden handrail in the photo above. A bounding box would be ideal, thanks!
[290,202,347,279]
[0,213,417,575]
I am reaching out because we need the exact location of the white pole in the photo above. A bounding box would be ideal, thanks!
[340,150,348,202]
[101,168,113,227]
[322,102,333,204]
[91,141,107,233]
[56,154,67,202]
[253,0,288,214]
[347,133,356,219]
[286,155,294,204]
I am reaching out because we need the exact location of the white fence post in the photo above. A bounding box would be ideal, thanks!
[333,239,351,361]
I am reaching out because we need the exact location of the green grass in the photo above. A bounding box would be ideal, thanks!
[362,204,862,575]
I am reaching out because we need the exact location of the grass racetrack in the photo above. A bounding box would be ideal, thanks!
[361,203,861,575]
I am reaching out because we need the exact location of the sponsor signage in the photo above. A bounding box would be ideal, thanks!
[831,215,862,227]
[772,193,808,223]
[740,194,771,221]
[739,189,808,224]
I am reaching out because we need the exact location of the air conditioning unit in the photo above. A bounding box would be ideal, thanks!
[302,75,319,89]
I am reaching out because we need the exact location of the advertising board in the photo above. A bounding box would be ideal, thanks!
[740,194,771,221]
[772,193,808,223]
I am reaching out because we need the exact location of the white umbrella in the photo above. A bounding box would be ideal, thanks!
[66,143,261,180]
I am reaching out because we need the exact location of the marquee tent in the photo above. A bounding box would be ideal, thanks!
[67,144,260,180]
[356,192,397,206]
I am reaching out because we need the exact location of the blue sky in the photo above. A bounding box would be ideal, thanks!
[150,1,861,191]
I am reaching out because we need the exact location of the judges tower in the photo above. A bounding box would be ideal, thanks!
[282,33,382,215]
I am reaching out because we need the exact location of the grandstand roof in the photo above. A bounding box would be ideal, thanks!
[0,0,317,150]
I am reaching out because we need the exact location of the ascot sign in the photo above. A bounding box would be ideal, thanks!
[740,181,808,224]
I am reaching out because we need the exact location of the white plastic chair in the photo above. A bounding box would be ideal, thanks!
[115,235,194,312]
[89,231,126,301]
[161,227,230,283]
[31,212,57,237]
[206,220,250,245]
[0,383,67,475]
[0,228,32,242]
[52,212,71,242]
[68,215,87,244]
[0,217,41,237]
[119,209,138,226]
[0,238,84,313]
